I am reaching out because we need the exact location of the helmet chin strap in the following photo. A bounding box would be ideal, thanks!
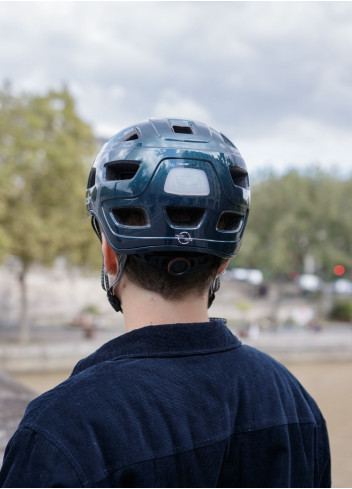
[208,276,220,308]
[104,255,127,313]
[91,216,127,313]
[208,267,227,308]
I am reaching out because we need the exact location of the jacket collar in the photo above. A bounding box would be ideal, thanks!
[72,320,241,376]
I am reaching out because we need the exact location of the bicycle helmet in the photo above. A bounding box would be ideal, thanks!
[86,118,250,311]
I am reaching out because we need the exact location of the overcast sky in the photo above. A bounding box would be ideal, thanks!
[1,1,351,177]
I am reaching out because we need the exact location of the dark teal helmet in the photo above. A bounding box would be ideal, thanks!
[86,118,250,261]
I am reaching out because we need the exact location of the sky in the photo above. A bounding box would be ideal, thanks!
[1,1,351,177]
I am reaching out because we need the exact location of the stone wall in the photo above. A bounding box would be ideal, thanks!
[0,264,117,329]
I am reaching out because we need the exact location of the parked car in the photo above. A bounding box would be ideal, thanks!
[225,268,264,285]
[333,279,352,295]
[297,274,323,292]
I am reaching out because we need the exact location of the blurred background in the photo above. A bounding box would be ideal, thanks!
[0,2,351,486]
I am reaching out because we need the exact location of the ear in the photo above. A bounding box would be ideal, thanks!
[102,234,118,274]
[217,259,230,277]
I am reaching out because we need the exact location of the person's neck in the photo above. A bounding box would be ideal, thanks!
[117,279,210,333]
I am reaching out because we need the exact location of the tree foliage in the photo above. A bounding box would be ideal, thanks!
[232,168,352,280]
[0,83,99,267]
[0,83,99,339]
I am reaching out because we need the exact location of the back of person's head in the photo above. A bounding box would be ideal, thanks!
[86,118,250,311]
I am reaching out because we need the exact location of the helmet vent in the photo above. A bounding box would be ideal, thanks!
[112,207,149,227]
[221,133,235,148]
[87,168,96,189]
[172,125,193,135]
[165,207,205,228]
[122,130,140,141]
[105,161,140,181]
[217,212,243,232]
[229,167,249,189]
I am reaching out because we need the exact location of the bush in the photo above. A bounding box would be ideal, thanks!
[330,299,352,322]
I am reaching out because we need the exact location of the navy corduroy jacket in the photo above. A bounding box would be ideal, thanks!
[0,320,330,487]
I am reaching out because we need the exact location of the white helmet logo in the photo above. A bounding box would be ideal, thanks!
[176,231,192,245]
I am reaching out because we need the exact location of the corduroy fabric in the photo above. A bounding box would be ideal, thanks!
[0,321,330,487]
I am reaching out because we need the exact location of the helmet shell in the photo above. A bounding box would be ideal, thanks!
[86,118,250,258]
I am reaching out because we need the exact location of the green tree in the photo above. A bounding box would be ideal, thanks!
[232,169,352,280]
[0,83,98,341]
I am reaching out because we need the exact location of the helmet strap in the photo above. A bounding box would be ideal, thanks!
[208,276,221,308]
[208,265,227,308]
[91,216,127,313]
[103,254,127,313]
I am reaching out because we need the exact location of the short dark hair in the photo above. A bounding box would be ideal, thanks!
[124,254,226,300]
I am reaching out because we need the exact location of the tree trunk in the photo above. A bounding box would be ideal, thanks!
[18,265,30,343]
